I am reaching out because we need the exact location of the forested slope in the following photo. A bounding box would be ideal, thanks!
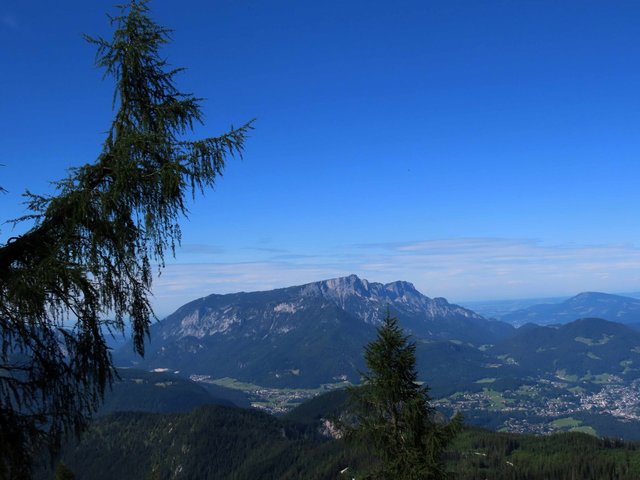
[37,401,640,479]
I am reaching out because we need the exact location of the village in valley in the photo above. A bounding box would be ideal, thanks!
[434,377,640,435]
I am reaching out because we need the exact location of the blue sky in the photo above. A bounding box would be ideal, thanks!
[2,1,640,316]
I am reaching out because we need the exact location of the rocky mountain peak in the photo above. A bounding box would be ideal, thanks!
[383,280,419,298]
[323,274,369,293]
[432,297,450,306]
[300,275,422,303]
[299,274,366,301]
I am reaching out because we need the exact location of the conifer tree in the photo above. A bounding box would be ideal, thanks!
[0,2,252,477]
[347,311,461,479]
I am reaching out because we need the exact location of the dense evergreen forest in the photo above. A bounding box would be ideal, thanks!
[448,428,640,479]
[37,401,640,480]
[37,406,366,480]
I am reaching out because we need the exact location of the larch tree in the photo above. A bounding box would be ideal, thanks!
[346,311,461,479]
[0,1,253,478]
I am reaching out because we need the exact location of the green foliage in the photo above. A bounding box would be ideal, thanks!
[53,462,75,480]
[0,1,252,477]
[346,312,461,479]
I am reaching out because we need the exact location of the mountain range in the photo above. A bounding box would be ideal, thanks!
[115,275,513,387]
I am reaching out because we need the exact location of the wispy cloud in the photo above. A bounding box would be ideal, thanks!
[150,238,640,318]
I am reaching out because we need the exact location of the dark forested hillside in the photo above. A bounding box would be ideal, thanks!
[448,428,640,479]
[98,369,247,415]
[37,401,640,480]
[36,405,363,480]
[491,318,640,378]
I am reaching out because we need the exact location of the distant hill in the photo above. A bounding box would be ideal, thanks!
[426,317,640,439]
[499,292,640,326]
[414,340,521,397]
[115,275,513,388]
[99,369,250,415]
[417,317,640,397]
[491,318,640,380]
[461,296,569,319]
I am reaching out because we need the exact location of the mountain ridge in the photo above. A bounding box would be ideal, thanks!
[116,275,513,387]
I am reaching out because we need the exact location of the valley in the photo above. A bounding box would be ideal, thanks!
[183,369,640,438]
[190,375,350,414]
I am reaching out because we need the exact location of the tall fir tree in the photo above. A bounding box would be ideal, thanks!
[0,2,252,478]
[347,311,461,479]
